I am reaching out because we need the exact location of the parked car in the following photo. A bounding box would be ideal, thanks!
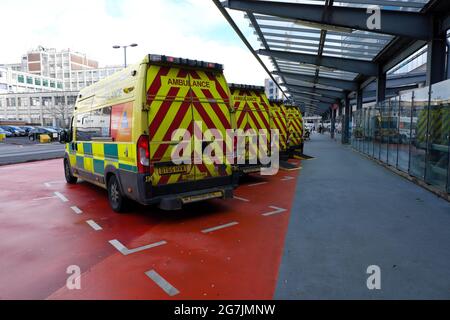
[8,126,27,136]
[0,125,23,137]
[20,126,35,134]
[46,126,65,135]
[0,127,13,138]
[28,127,59,141]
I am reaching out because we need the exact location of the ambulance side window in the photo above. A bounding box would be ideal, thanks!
[76,107,112,141]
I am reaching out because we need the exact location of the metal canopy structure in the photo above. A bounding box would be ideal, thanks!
[214,0,450,116]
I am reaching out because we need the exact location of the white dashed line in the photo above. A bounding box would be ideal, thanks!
[86,220,102,231]
[108,239,167,256]
[145,269,180,297]
[54,192,68,203]
[70,206,82,214]
[281,176,294,181]
[248,182,268,187]
[202,222,239,234]
[44,181,66,188]
[262,206,287,217]
[234,196,250,202]
[33,196,57,201]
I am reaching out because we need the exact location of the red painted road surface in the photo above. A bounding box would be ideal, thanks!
[0,159,301,300]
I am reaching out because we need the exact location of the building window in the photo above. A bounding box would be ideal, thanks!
[35,78,41,86]
[50,81,55,88]
[43,79,49,87]
[17,75,24,83]
[67,96,77,105]
[27,77,33,85]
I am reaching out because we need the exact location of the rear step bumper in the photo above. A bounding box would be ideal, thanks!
[237,164,270,175]
[158,186,234,210]
[119,171,239,210]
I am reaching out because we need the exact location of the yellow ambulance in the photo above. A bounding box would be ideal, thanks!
[269,99,289,160]
[285,104,304,155]
[229,84,272,175]
[61,54,238,211]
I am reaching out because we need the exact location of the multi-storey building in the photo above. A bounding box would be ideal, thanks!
[265,77,282,100]
[0,66,64,94]
[19,46,122,91]
[0,47,124,125]
[0,90,78,127]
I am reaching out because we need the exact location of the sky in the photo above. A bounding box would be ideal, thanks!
[0,0,271,85]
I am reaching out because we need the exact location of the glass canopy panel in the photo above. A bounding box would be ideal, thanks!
[237,0,433,113]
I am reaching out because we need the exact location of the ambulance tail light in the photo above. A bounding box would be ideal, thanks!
[137,135,150,174]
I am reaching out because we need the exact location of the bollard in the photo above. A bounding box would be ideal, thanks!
[39,134,51,143]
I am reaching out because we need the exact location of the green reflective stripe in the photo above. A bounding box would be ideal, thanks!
[94,159,105,175]
[104,144,118,160]
[83,143,93,156]
[76,156,84,169]
[119,163,137,172]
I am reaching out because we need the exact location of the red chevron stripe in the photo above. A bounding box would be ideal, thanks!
[152,98,192,161]
[193,101,216,130]
[200,89,231,129]
[147,66,170,100]
[204,71,230,102]
[158,174,171,185]
[237,110,247,129]
[149,86,181,136]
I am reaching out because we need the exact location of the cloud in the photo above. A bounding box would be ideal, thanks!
[0,0,269,85]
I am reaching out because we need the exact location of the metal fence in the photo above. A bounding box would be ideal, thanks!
[351,79,450,194]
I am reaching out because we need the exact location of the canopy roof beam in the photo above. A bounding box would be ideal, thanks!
[224,0,432,39]
[259,49,379,76]
[275,70,358,91]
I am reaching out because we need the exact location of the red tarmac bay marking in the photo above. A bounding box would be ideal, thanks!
[0,159,301,299]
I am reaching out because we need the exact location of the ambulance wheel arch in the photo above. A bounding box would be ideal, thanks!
[105,166,130,212]
[63,156,78,184]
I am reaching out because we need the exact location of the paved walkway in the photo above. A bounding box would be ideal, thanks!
[275,133,450,299]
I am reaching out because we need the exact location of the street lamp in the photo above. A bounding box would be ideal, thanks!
[112,43,138,68]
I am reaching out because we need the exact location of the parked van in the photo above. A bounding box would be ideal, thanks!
[62,54,238,211]
[229,84,271,175]
[269,99,288,160]
[285,104,304,155]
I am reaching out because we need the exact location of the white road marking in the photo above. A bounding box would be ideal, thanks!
[202,222,239,234]
[108,239,167,256]
[86,220,102,231]
[48,180,66,184]
[54,192,68,202]
[44,180,66,188]
[234,196,250,202]
[145,269,180,297]
[262,206,287,217]
[248,182,268,187]
[71,206,83,214]
[281,176,295,181]
[33,196,57,201]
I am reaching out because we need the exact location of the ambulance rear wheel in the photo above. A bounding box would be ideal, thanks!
[64,159,78,184]
[107,175,127,213]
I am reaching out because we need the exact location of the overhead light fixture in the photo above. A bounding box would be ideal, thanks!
[294,20,353,34]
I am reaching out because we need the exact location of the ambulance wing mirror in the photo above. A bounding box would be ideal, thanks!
[59,129,69,144]
[59,117,74,143]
